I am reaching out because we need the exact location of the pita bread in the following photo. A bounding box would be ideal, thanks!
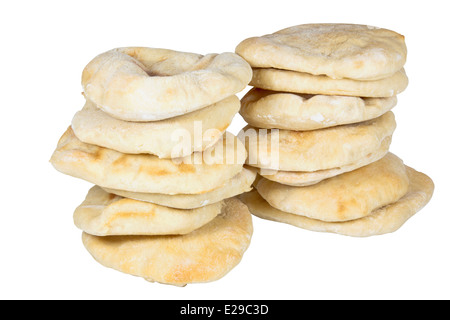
[82,47,252,121]
[241,166,434,237]
[250,68,408,98]
[259,136,390,186]
[81,197,253,286]
[255,153,409,222]
[241,111,395,171]
[74,186,222,236]
[50,127,246,194]
[236,23,407,81]
[103,167,257,209]
[72,96,240,158]
[240,88,397,131]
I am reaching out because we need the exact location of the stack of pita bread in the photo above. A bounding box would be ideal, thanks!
[235,24,434,237]
[50,47,256,286]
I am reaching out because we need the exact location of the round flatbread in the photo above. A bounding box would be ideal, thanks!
[82,197,253,286]
[82,47,252,121]
[74,186,222,236]
[103,167,257,209]
[236,23,407,80]
[255,153,410,222]
[240,111,395,171]
[72,96,240,158]
[241,166,434,237]
[50,127,246,194]
[240,88,397,131]
[250,68,408,98]
[259,136,391,186]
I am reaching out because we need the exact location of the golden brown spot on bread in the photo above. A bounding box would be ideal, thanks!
[336,197,361,220]
[139,166,170,176]
[105,209,156,228]
[107,193,117,201]
[192,184,220,194]
[83,147,107,162]
[337,203,348,219]
[353,60,364,69]
[165,264,198,283]
[112,155,129,166]
[178,163,196,173]
[66,147,105,163]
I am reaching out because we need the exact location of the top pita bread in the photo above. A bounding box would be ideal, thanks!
[82,47,252,121]
[236,23,406,80]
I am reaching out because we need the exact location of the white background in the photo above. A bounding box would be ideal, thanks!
[1,0,449,300]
